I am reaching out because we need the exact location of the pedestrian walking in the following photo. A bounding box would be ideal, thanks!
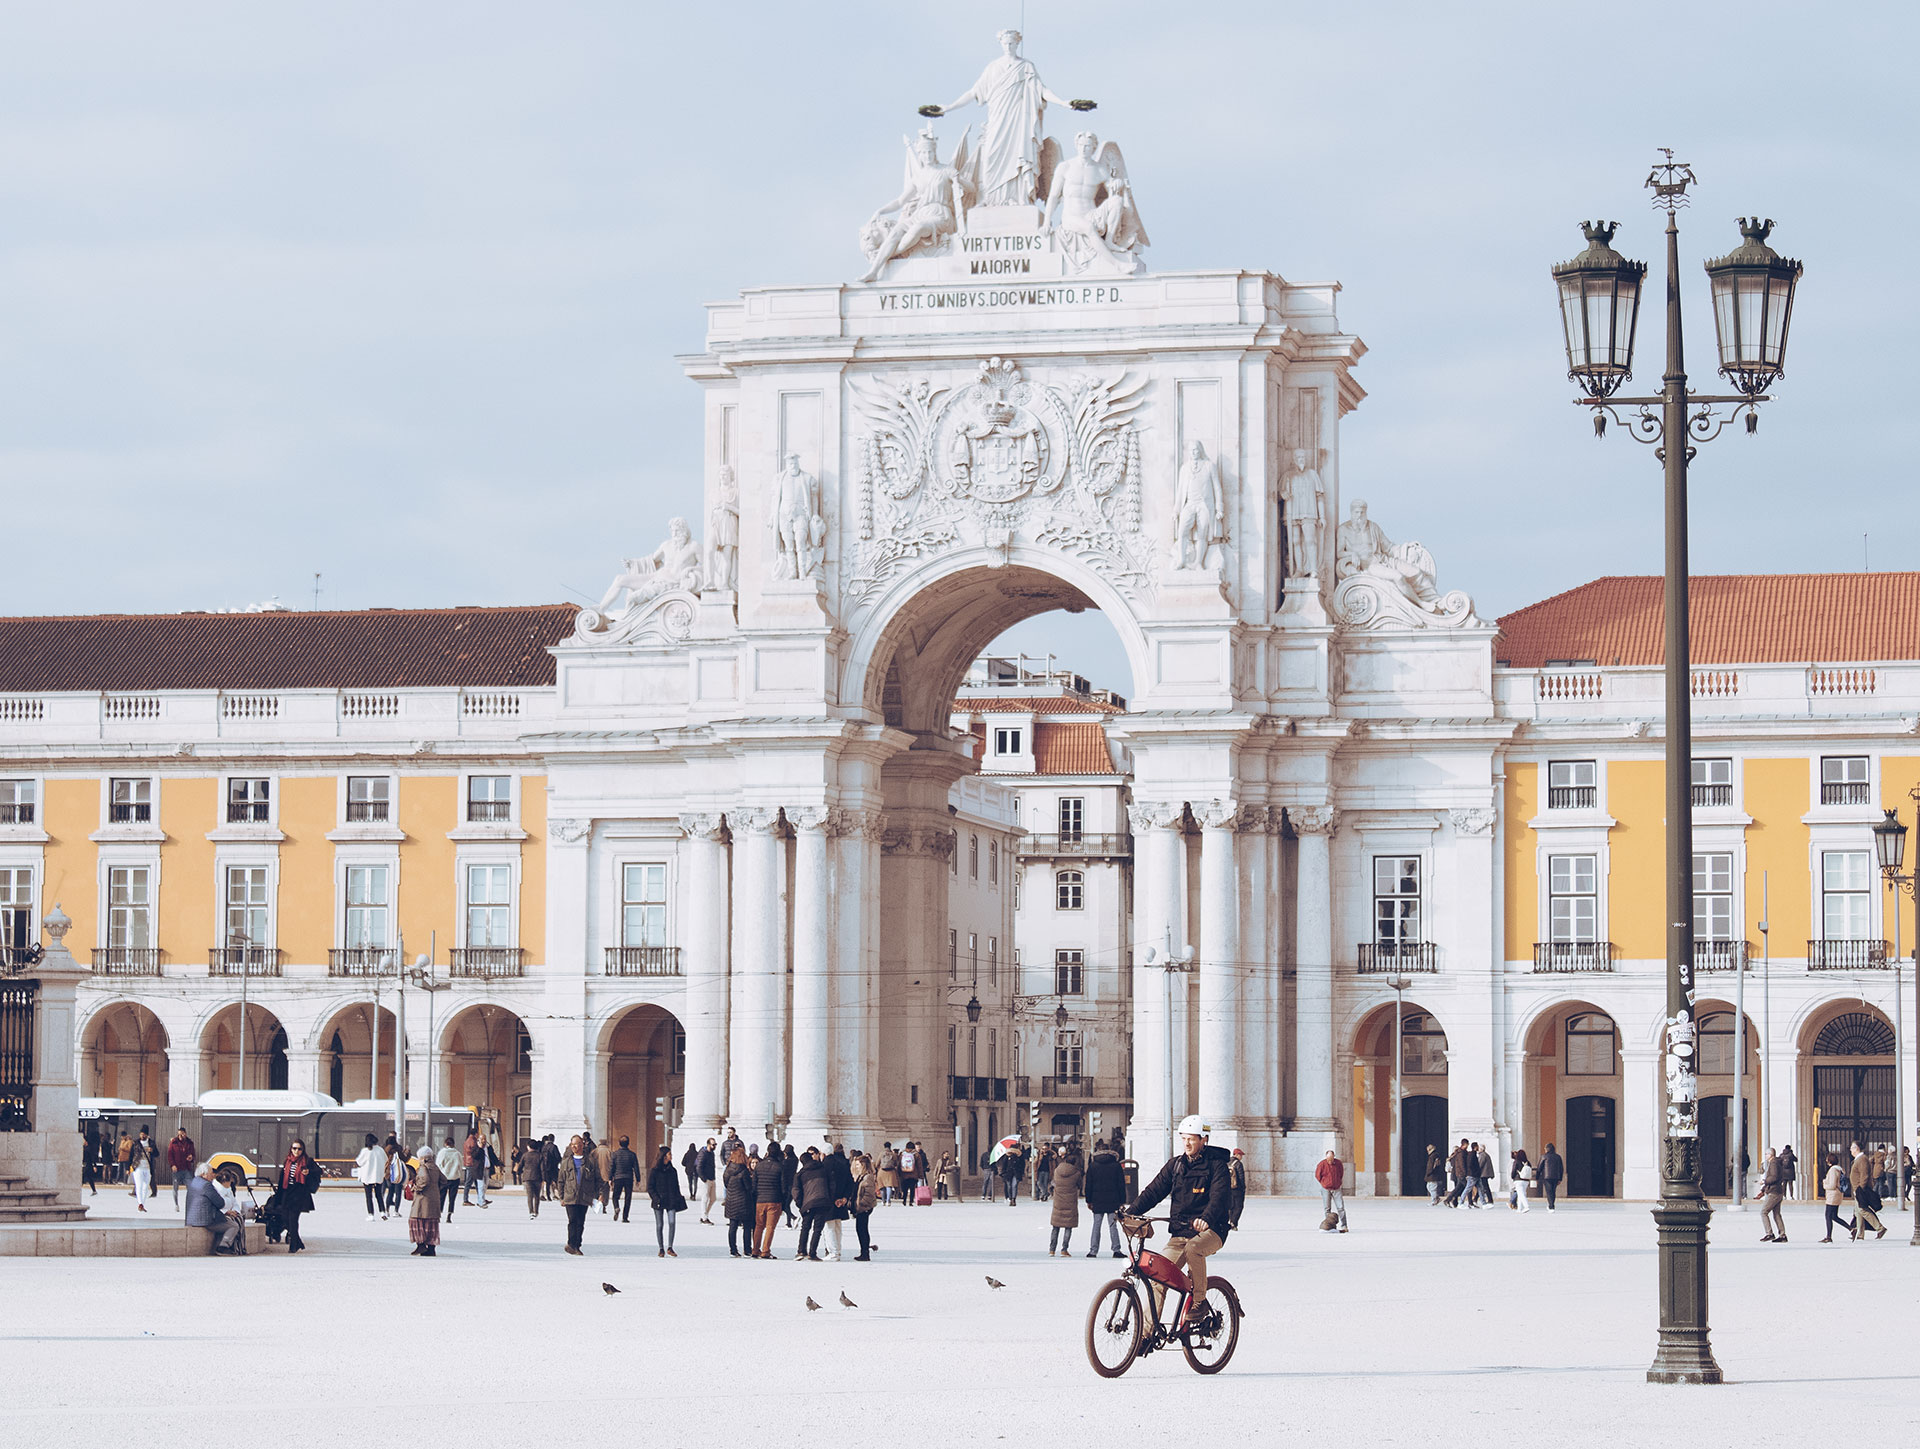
[1780,1144,1797,1200]
[1475,1143,1496,1207]
[609,1136,640,1223]
[1902,1146,1914,1209]
[81,1126,100,1197]
[166,1127,197,1210]
[542,1135,561,1201]
[998,1143,1025,1206]
[522,1138,545,1217]
[1537,1142,1563,1210]
[780,1143,799,1227]
[646,1145,685,1257]
[436,1136,464,1222]
[1424,1144,1445,1205]
[1821,1153,1855,1243]
[979,1150,998,1201]
[355,1133,385,1220]
[1315,1149,1348,1232]
[1444,1139,1471,1208]
[878,1144,900,1205]
[1511,1152,1533,1213]
[1226,1147,1247,1232]
[555,1134,601,1256]
[935,1149,957,1201]
[593,1136,617,1215]
[1758,1147,1788,1242]
[384,1139,409,1216]
[277,1139,319,1253]
[114,1130,133,1186]
[699,1139,718,1223]
[1034,1143,1056,1204]
[822,1144,855,1261]
[1048,1144,1083,1256]
[128,1127,156,1211]
[851,1152,878,1260]
[753,1142,786,1258]
[682,1141,700,1199]
[1848,1142,1887,1239]
[462,1126,490,1209]
[722,1146,754,1256]
[1084,1138,1126,1258]
[410,1144,445,1257]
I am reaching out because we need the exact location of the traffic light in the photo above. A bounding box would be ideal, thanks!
[1028,1100,1039,1134]
[654,1096,668,1124]
[1090,1111,1103,1137]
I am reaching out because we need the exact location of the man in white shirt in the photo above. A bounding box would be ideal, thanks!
[436,1136,465,1223]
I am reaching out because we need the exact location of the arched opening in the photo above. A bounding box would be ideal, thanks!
[1692,1002,1760,1198]
[312,1003,398,1103]
[439,1005,529,1128]
[602,1004,685,1167]
[201,1004,288,1095]
[1352,1001,1448,1196]
[1801,1005,1895,1174]
[1522,1001,1620,1198]
[82,1003,169,1105]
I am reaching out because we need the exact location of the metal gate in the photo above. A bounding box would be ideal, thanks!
[0,979,35,1130]
[1814,1065,1894,1165]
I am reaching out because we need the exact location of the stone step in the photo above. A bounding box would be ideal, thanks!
[0,1189,63,1207]
[0,1205,90,1223]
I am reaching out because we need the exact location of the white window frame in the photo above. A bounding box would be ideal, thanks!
[455,850,520,949]
[988,839,998,887]
[1546,853,1600,943]
[342,773,395,825]
[1546,759,1598,811]
[1058,796,1086,840]
[105,776,155,826]
[1534,839,1610,953]
[620,860,671,948]
[1055,1029,1083,1082]
[1372,855,1422,944]
[219,859,275,951]
[343,862,393,948]
[1055,869,1084,911]
[222,775,277,828]
[1817,755,1872,809]
[1054,948,1084,996]
[994,727,1023,757]
[969,833,979,880]
[1819,848,1873,942]
[455,771,521,833]
[0,859,39,957]
[1692,851,1735,942]
[95,847,161,958]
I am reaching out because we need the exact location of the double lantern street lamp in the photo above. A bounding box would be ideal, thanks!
[1551,152,1804,1387]
[1871,799,1920,1248]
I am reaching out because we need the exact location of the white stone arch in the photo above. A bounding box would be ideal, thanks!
[1787,991,1893,1053]
[76,996,176,1104]
[840,544,1153,733]
[591,993,688,1054]
[1510,989,1641,1058]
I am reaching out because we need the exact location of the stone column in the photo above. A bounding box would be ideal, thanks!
[535,818,592,1138]
[728,806,781,1135]
[1291,806,1339,1146]
[1197,800,1241,1131]
[1446,807,1502,1157]
[828,808,885,1146]
[285,1049,323,1097]
[787,807,832,1144]
[677,812,730,1140]
[1621,1044,1661,1200]
[1,906,85,1206]
[1127,802,1186,1161]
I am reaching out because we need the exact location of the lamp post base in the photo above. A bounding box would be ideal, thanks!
[1648,1198,1723,1384]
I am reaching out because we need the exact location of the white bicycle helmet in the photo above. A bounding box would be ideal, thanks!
[1176,1115,1211,1139]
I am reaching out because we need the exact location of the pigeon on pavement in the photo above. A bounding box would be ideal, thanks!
[805,1296,823,1312]
[839,1291,857,1309]
[601,1283,620,1296]
[985,1276,1007,1290]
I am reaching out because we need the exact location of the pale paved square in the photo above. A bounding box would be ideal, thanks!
[6,1187,1912,1444]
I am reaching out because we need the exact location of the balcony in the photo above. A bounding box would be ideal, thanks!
[450,947,526,979]
[328,946,397,977]
[108,802,150,823]
[1532,941,1614,972]
[1690,784,1734,808]
[225,801,270,824]
[345,799,390,823]
[1013,1074,1031,1097]
[0,802,36,824]
[1038,1076,1100,1098]
[467,799,512,823]
[1357,941,1438,973]
[949,1075,1009,1101]
[1807,939,1888,970]
[91,947,163,976]
[603,946,681,977]
[1692,940,1749,972]
[1016,833,1132,860]
[208,947,282,977]
[1547,786,1596,810]
[1820,782,1871,806]
[1,943,46,974]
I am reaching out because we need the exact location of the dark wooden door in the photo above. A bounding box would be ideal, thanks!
[1566,1095,1616,1197]
[1401,1095,1447,1196]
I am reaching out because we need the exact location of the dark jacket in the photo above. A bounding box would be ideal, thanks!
[1083,1149,1126,1214]
[698,1146,716,1180]
[779,1150,798,1204]
[646,1163,686,1211]
[183,1175,225,1229]
[521,1144,545,1186]
[1226,1156,1247,1228]
[1132,1144,1233,1242]
[1538,1149,1564,1185]
[1779,1147,1797,1183]
[754,1153,786,1204]
[1425,1148,1446,1184]
[1761,1156,1785,1193]
[1476,1149,1494,1180]
[609,1148,640,1183]
[722,1160,754,1220]
[1448,1146,1472,1181]
[542,1142,562,1180]
[826,1151,856,1218]
[277,1155,318,1213]
[997,1149,1025,1182]
[554,1152,601,1207]
[796,1159,835,1214]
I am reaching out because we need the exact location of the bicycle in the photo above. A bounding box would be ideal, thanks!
[1084,1215,1242,1377]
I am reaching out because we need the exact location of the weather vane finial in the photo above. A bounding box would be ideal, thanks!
[1645,148,1697,213]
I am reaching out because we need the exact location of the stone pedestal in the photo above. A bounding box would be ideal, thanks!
[0,906,88,1225]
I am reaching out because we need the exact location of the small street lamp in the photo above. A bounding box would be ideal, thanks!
[1385,974,1413,1198]
[1550,151,1802,1387]
[1143,928,1195,1161]
[1873,799,1920,1248]
[964,993,983,1024]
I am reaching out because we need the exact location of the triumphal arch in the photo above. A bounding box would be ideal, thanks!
[543,31,1489,1189]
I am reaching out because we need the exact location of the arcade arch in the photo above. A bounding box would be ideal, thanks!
[81,1002,169,1104]
[1799,1003,1896,1170]
[1520,1000,1622,1198]
[600,1003,685,1166]
[200,1003,287,1094]
[314,1003,398,1103]
[1350,1000,1449,1197]
[439,1004,529,1127]
[1692,1001,1760,1197]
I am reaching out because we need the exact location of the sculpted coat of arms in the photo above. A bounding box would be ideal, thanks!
[849,357,1145,603]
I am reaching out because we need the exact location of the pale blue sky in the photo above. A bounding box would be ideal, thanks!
[1,2,1909,696]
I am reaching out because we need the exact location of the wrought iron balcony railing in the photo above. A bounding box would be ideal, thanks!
[345,799,390,822]
[1690,783,1734,807]
[1357,940,1438,973]
[1,943,46,974]
[603,946,682,977]
[1547,786,1596,810]
[1819,782,1871,806]
[0,803,36,824]
[1015,833,1132,859]
[1807,939,1888,970]
[225,801,270,823]
[91,947,163,976]
[1039,1075,1098,1098]
[1691,940,1750,971]
[328,946,397,977]
[467,799,513,822]
[108,802,150,823]
[450,947,526,978]
[208,947,282,976]
[1532,941,1614,972]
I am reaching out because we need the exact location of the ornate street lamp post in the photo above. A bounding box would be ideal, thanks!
[1551,152,1803,1386]
[1872,799,1920,1247]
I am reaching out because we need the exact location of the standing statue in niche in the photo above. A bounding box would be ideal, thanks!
[707,465,739,592]
[1336,499,1439,608]
[593,517,703,616]
[770,453,827,581]
[860,126,974,282]
[1282,448,1325,580]
[919,29,1094,207]
[1169,441,1226,571]
[1044,131,1149,274]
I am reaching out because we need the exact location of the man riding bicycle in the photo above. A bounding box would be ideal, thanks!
[1125,1115,1233,1324]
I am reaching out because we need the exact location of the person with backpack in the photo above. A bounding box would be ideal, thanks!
[1510,1151,1533,1213]
[1821,1153,1854,1242]
[1537,1143,1564,1210]
[681,1140,700,1199]
[878,1143,901,1205]
[1779,1144,1797,1200]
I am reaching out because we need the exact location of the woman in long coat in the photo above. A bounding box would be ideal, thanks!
[722,1147,755,1257]
[1048,1147,1084,1256]
[409,1145,444,1257]
[277,1139,320,1253]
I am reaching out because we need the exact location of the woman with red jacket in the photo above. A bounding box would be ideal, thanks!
[278,1140,320,1253]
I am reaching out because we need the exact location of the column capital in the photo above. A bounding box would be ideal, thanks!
[1126,801,1184,833]
[1449,807,1496,838]
[547,817,592,845]
[1197,798,1242,831]
[882,823,954,860]
[678,811,727,842]
[1289,804,1338,836]
[829,806,887,841]
[787,805,831,834]
[735,805,781,834]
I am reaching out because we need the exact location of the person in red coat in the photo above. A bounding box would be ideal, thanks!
[1315,1150,1348,1233]
[166,1129,198,1211]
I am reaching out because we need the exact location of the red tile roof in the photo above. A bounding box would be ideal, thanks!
[1495,574,1920,668]
[951,694,1123,716]
[0,604,578,692]
[1032,722,1118,775]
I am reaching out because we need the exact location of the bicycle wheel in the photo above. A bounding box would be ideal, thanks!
[1178,1278,1241,1374]
[1085,1279,1145,1377]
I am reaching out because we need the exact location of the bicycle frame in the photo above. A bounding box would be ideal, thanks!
[1116,1216,1206,1354]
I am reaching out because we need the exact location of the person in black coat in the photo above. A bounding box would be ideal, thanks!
[277,1139,320,1253]
[1226,1148,1248,1231]
[794,1149,836,1261]
[1537,1143,1564,1210]
[1083,1143,1127,1259]
[780,1144,799,1227]
[752,1145,786,1259]
[721,1147,754,1257]
[608,1136,641,1223]
[1424,1145,1446,1205]
[1129,1124,1233,1323]
[823,1145,856,1261]
[644,1145,686,1257]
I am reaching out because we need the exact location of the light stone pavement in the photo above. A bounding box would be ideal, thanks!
[10,1185,1914,1443]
